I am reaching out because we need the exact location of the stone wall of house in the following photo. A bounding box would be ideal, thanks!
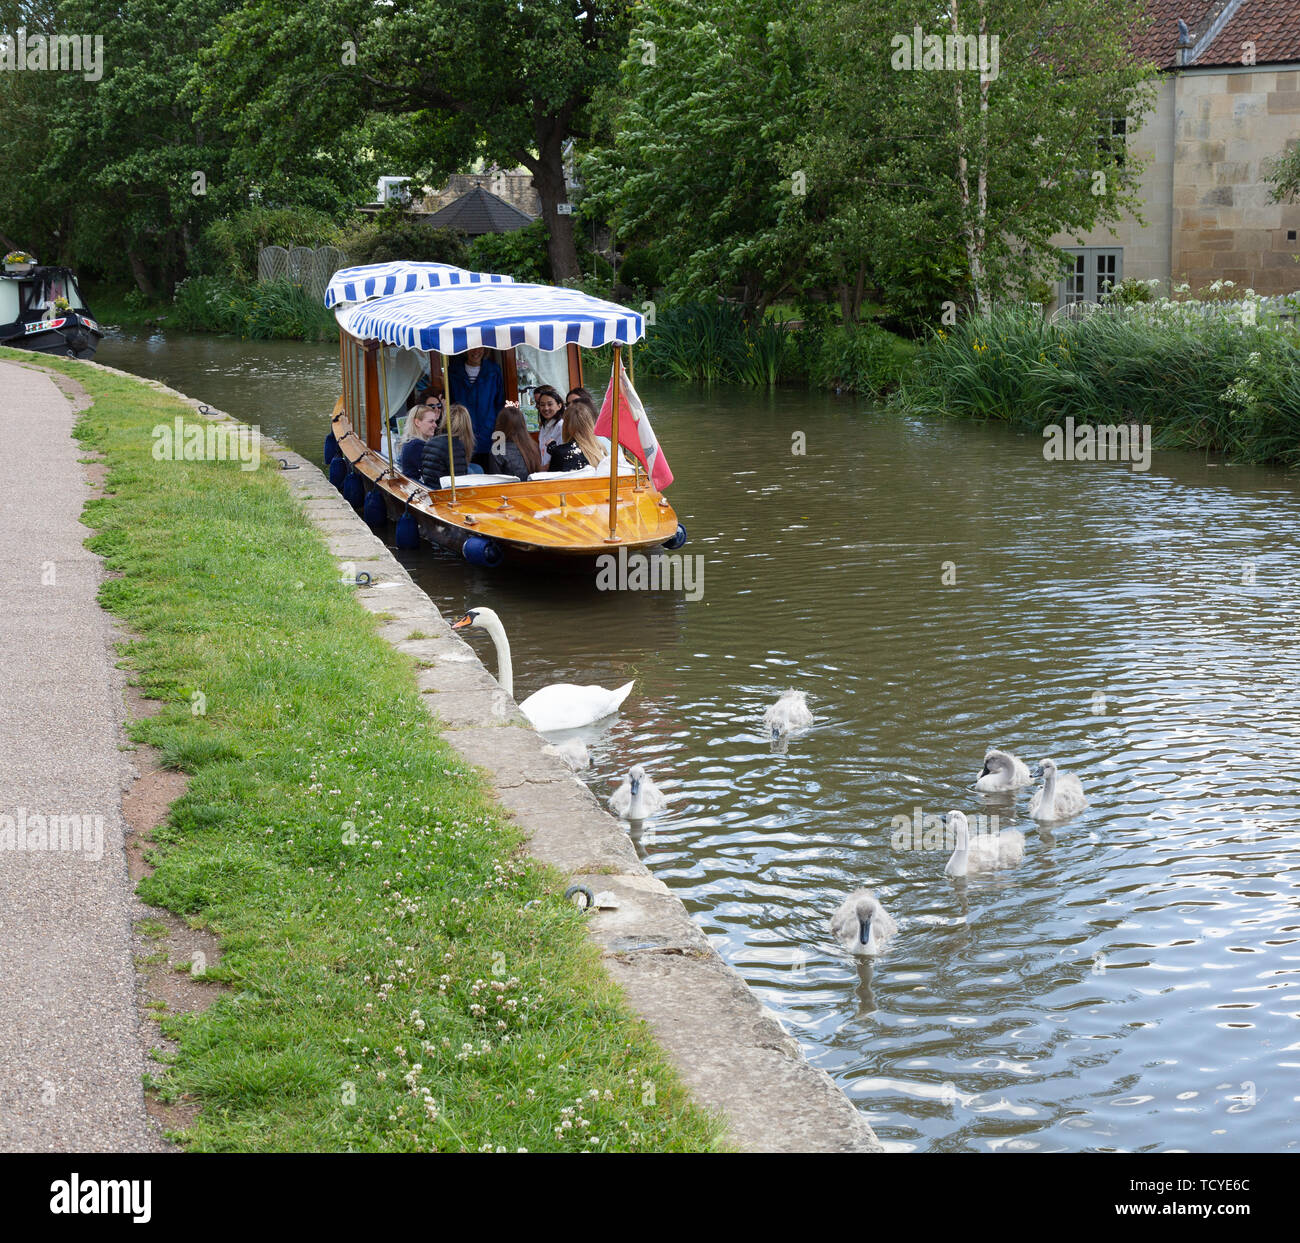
[1048,65,1300,301]
[1048,77,1176,291]
[1172,66,1300,294]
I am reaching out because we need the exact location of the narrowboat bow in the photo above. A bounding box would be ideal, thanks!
[0,255,102,359]
[325,266,683,570]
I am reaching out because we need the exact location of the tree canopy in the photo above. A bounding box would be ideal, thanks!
[196,0,634,281]
[588,0,1159,322]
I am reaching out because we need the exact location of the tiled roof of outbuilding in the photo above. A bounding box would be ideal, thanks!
[425,185,534,236]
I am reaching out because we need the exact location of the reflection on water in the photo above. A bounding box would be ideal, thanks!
[101,328,1300,1153]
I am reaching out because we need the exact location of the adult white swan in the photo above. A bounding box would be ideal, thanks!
[451,607,634,732]
[974,748,1031,792]
[943,810,1025,877]
[829,889,898,957]
[609,765,666,821]
[1028,758,1088,821]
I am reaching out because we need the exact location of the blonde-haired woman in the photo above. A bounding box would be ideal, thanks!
[397,398,442,477]
[547,397,610,472]
[420,403,479,486]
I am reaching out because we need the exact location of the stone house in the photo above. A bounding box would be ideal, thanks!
[416,169,542,219]
[1052,0,1300,307]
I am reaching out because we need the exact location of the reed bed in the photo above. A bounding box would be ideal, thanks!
[896,305,1300,466]
[172,276,338,341]
[638,302,913,395]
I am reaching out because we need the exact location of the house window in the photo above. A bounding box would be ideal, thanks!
[1058,247,1124,306]
[1098,117,1127,169]
[1063,253,1087,305]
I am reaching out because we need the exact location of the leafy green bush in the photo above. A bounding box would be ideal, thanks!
[897,304,1300,465]
[807,322,918,397]
[339,210,469,268]
[202,208,343,282]
[466,220,550,283]
[640,303,749,383]
[870,244,972,336]
[617,246,664,295]
[639,301,915,392]
[1104,277,1159,305]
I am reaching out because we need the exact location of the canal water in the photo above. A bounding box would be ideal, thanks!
[101,329,1300,1153]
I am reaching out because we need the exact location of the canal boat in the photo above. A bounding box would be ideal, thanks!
[327,266,683,570]
[0,253,103,359]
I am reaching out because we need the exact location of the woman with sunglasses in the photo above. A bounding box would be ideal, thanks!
[396,395,443,478]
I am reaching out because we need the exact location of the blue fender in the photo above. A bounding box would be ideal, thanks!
[663,522,688,550]
[362,487,387,530]
[342,470,364,511]
[395,511,420,549]
[462,535,504,568]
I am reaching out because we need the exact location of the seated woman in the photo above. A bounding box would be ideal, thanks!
[546,399,608,472]
[396,398,442,477]
[491,402,542,481]
[534,385,566,460]
[420,403,477,486]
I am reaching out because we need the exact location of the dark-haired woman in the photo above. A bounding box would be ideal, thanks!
[534,384,566,461]
[491,402,543,480]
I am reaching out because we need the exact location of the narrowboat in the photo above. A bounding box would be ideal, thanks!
[0,253,102,359]
[324,263,684,571]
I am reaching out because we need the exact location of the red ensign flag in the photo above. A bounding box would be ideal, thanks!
[595,360,673,490]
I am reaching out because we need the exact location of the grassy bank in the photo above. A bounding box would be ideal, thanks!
[0,346,725,1152]
[81,281,172,329]
[896,305,1300,467]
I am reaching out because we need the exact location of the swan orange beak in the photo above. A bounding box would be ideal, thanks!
[451,613,474,629]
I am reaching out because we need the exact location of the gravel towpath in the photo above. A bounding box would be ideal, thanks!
[0,358,162,1151]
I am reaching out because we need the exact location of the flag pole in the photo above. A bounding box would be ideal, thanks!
[442,350,457,505]
[607,344,621,539]
[379,344,396,469]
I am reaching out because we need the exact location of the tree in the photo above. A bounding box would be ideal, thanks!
[1267,145,1300,203]
[584,0,813,312]
[799,0,1159,318]
[590,0,1159,323]
[0,0,250,294]
[197,0,633,282]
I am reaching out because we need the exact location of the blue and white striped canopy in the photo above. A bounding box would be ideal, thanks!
[336,282,646,353]
[324,261,514,308]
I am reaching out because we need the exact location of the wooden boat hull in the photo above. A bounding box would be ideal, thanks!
[330,408,682,568]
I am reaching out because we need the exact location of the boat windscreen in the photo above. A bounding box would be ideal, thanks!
[516,343,569,397]
[0,281,19,324]
[38,270,85,310]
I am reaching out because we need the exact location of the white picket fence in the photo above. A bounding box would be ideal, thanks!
[1052,292,1300,327]
[257,245,350,300]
